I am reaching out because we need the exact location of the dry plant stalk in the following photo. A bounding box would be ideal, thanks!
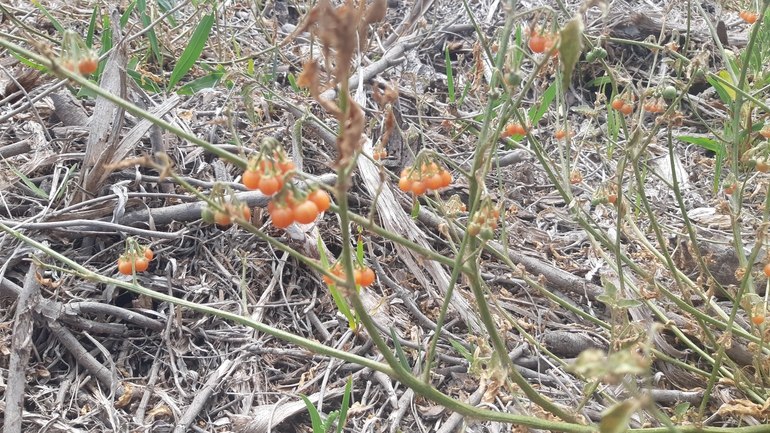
[294,0,387,167]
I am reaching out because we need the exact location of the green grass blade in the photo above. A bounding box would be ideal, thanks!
[86,5,98,47]
[299,395,325,433]
[5,160,48,199]
[121,1,137,28]
[449,338,473,363]
[33,1,64,34]
[177,71,223,95]
[168,13,215,89]
[390,327,411,371]
[138,0,161,72]
[445,46,455,103]
[335,376,353,433]
[528,80,557,124]
[157,0,178,26]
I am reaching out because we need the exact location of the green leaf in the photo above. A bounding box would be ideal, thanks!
[445,46,455,103]
[600,275,618,301]
[9,51,45,72]
[86,5,98,48]
[322,412,340,432]
[287,73,300,92]
[674,402,690,417]
[137,0,161,70]
[677,135,723,154]
[559,15,585,87]
[299,395,325,433]
[449,338,473,363]
[411,199,420,218]
[5,160,48,199]
[585,76,612,88]
[329,282,356,330]
[706,75,732,106]
[177,71,224,95]
[528,81,557,125]
[356,228,364,266]
[168,13,215,89]
[614,299,642,309]
[390,327,411,371]
[336,376,353,433]
[120,1,137,28]
[32,1,64,34]
[157,0,178,26]
[600,400,638,433]
[127,68,161,93]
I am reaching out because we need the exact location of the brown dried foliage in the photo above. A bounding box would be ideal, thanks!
[373,82,399,149]
[291,0,387,167]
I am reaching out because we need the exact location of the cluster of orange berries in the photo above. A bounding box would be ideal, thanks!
[60,30,98,76]
[467,203,500,240]
[372,147,388,160]
[240,146,331,228]
[62,56,98,76]
[266,188,331,228]
[643,97,667,114]
[592,183,619,206]
[529,31,559,56]
[612,93,636,115]
[740,10,758,23]
[611,94,636,115]
[117,245,153,275]
[398,162,452,195]
[242,151,295,196]
[323,262,375,287]
[505,122,527,137]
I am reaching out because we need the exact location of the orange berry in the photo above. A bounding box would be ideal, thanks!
[242,169,262,190]
[118,257,133,275]
[270,205,294,228]
[78,57,98,75]
[308,189,331,212]
[411,181,427,195]
[399,176,413,193]
[258,175,281,196]
[742,11,758,23]
[620,103,634,115]
[293,200,319,224]
[358,267,375,286]
[214,211,231,226]
[134,257,149,272]
[752,315,765,325]
[425,173,444,190]
[555,129,566,139]
[764,263,770,277]
[529,34,546,53]
[440,170,452,187]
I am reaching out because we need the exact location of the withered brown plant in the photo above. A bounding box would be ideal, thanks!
[292,0,387,167]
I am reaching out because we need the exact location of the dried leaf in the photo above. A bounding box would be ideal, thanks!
[560,16,584,87]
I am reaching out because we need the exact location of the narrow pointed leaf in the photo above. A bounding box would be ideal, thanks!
[168,13,215,89]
